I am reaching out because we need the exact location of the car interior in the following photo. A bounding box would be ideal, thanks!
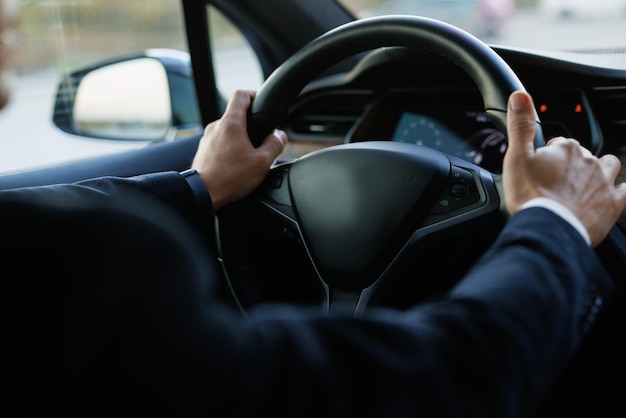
[0,0,624,416]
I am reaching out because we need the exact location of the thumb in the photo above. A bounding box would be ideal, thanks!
[505,90,539,162]
[258,129,288,161]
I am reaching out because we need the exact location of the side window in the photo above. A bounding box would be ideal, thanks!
[0,0,187,175]
[209,6,264,99]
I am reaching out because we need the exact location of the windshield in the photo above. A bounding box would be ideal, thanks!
[340,0,626,51]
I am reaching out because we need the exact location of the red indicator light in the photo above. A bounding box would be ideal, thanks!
[539,104,548,113]
[575,104,582,113]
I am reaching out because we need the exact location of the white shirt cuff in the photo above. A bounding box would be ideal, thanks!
[519,197,591,246]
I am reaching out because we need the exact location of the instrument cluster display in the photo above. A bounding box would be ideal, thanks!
[350,88,595,174]
[391,109,506,173]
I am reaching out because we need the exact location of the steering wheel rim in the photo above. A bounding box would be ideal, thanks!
[218,15,547,314]
[247,14,544,148]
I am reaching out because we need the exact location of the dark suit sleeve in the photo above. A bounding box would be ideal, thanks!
[174,207,612,418]
[74,171,209,225]
[0,171,210,230]
[0,171,615,418]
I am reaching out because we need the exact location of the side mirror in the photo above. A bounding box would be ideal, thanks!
[52,48,202,142]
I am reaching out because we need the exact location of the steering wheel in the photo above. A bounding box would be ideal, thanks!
[214,15,580,314]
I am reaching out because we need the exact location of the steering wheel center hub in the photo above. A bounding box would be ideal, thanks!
[290,141,450,289]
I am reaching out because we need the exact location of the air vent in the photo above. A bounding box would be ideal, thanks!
[593,87,626,148]
[286,91,373,140]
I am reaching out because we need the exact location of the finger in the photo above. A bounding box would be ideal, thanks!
[544,138,595,165]
[599,153,622,182]
[225,89,255,120]
[506,91,538,160]
[599,154,626,210]
[258,129,287,161]
[546,137,587,155]
[580,145,593,159]
[616,182,626,209]
[545,136,575,147]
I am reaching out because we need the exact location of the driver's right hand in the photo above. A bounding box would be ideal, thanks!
[503,90,626,247]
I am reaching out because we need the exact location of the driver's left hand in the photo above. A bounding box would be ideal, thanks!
[191,90,288,212]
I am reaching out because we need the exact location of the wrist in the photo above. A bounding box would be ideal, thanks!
[180,168,213,215]
[520,197,590,246]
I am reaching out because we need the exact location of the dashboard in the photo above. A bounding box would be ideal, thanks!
[398,88,595,171]
[352,87,593,173]
[281,48,608,172]
[280,45,626,228]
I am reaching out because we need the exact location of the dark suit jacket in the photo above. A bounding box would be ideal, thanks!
[0,172,615,417]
